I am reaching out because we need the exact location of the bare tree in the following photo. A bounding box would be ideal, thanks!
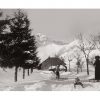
[74,52,83,73]
[77,33,95,75]
[67,56,73,72]
[92,33,100,50]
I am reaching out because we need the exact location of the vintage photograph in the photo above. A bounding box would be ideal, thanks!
[0,9,100,91]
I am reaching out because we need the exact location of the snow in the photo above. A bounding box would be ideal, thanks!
[0,39,100,91]
[0,66,99,91]
[37,43,64,62]
[90,49,100,58]
[37,40,80,63]
[58,40,79,56]
[37,39,83,64]
[25,82,46,91]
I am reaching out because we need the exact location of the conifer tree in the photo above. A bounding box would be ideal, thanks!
[0,10,40,82]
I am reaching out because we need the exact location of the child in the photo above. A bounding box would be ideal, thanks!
[74,77,84,88]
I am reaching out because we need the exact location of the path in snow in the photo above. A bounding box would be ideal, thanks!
[0,68,99,91]
[1,70,99,91]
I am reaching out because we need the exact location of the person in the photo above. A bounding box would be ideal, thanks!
[56,70,60,79]
[55,65,60,79]
[94,56,100,81]
[74,77,84,88]
[76,60,81,74]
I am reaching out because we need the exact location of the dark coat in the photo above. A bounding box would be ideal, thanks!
[94,59,100,80]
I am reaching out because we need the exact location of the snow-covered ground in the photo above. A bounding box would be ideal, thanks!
[0,67,100,91]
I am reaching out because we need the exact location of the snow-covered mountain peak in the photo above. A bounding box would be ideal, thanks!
[57,39,80,56]
[35,33,67,47]
[36,33,47,41]
[35,33,48,46]
[37,39,80,62]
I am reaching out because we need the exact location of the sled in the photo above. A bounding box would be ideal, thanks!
[88,78,100,82]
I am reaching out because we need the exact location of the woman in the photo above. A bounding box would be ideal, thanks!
[94,56,100,81]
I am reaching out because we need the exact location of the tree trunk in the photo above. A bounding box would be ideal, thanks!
[77,67,79,74]
[23,68,25,79]
[31,68,33,73]
[86,58,89,75]
[69,61,71,72]
[28,69,29,76]
[81,66,82,72]
[15,66,18,82]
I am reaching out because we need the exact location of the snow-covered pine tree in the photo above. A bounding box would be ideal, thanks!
[0,12,13,69]
[0,10,40,82]
[9,10,40,81]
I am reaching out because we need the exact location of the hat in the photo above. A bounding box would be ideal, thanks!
[95,56,100,59]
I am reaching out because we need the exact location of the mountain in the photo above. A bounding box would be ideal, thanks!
[35,33,48,47]
[36,33,80,63]
[35,33,67,47]
[36,33,100,64]
[57,40,80,56]
[37,43,64,62]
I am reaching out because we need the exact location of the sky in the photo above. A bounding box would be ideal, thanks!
[2,9,100,43]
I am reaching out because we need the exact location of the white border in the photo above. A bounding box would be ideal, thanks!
[0,0,100,8]
[0,91,99,100]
